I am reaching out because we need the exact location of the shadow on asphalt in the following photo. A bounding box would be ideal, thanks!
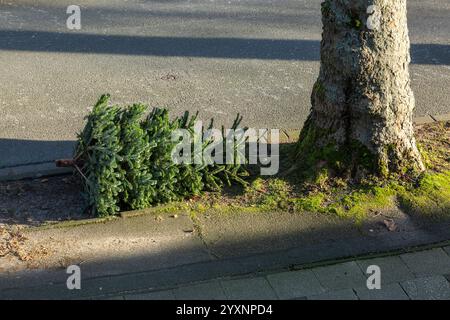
[0,30,449,65]
[0,138,75,169]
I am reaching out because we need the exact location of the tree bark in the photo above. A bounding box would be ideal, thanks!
[297,0,424,178]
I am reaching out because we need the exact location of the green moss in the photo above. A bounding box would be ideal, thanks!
[349,140,380,173]
[378,158,390,179]
[267,179,290,195]
[314,168,330,187]
[295,117,428,181]
[292,185,396,223]
[295,121,382,181]
[295,118,323,161]
[256,179,290,210]
[137,171,450,227]
[398,171,450,217]
[246,177,265,194]
[292,193,326,213]
[417,143,432,169]
[337,186,397,223]
[347,12,363,30]
[295,121,344,178]
[380,143,425,178]
[312,81,326,101]
[241,175,396,222]
[155,202,190,213]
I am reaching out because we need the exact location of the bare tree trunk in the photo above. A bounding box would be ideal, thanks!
[297,0,424,178]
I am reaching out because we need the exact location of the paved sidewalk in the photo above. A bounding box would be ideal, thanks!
[107,246,450,300]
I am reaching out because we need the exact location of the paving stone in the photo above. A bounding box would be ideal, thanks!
[356,256,415,285]
[266,270,325,299]
[124,289,175,300]
[173,281,226,300]
[308,289,358,300]
[400,248,450,277]
[354,283,409,300]
[401,276,450,300]
[220,277,278,300]
[312,261,366,290]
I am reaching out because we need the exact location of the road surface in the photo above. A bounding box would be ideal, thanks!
[0,0,449,169]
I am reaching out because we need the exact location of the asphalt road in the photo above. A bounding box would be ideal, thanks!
[0,0,449,168]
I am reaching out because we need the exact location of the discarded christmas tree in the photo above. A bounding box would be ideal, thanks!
[60,94,248,217]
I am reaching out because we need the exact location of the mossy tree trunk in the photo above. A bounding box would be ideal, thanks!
[297,0,424,179]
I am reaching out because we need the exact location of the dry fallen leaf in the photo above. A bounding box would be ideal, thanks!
[0,227,29,259]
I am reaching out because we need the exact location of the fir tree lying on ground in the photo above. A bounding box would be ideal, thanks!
[71,94,248,217]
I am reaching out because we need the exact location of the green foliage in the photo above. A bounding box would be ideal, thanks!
[75,95,248,216]
[143,108,181,203]
[321,0,332,17]
[75,94,124,217]
[119,104,157,210]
